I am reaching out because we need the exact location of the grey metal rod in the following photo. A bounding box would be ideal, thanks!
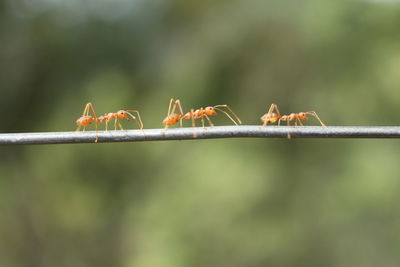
[0,126,400,145]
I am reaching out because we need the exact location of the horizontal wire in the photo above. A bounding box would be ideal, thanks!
[1,126,400,145]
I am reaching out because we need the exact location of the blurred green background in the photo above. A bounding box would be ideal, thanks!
[1,0,400,266]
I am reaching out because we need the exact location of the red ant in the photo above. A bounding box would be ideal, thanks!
[162,98,242,129]
[261,103,326,138]
[75,103,144,142]
[97,110,143,131]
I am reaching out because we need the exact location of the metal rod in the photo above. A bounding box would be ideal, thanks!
[1,126,400,145]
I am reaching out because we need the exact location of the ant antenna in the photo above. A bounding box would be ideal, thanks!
[126,110,144,129]
[213,104,242,125]
[306,111,326,127]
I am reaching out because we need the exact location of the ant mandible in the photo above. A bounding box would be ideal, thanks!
[162,98,242,129]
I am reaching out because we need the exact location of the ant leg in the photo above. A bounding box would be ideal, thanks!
[118,120,124,130]
[87,103,98,142]
[81,103,90,117]
[190,109,195,127]
[286,119,291,139]
[272,103,281,117]
[199,108,207,128]
[265,103,281,117]
[191,111,195,127]
[204,114,214,127]
[167,98,183,116]
[190,109,197,138]
[167,98,174,116]
[168,99,178,117]
[113,117,123,130]
[294,117,299,126]
[306,111,326,126]
[297,118,304,126]
[163,99,174,130]
[267,103,280,116]
[214,105,242,124]
[266,103,281,118]
[75,103,90,132]
[174,100,184,128]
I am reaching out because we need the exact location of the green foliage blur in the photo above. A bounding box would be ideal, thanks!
[1,0,400,266]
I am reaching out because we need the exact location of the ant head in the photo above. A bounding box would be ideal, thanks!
[204,106,217,115]
[116,110,128,119]
[298,112,307,120]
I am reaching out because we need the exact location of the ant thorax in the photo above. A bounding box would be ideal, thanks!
[288,113,297,120]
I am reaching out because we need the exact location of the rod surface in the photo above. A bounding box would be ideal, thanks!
[0,126,400,145]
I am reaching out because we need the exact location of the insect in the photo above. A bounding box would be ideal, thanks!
[75,103,144,142]
[261,103,326,127]
[260,103,326,138]
[162,98,242,129]
[97,110,143,130]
